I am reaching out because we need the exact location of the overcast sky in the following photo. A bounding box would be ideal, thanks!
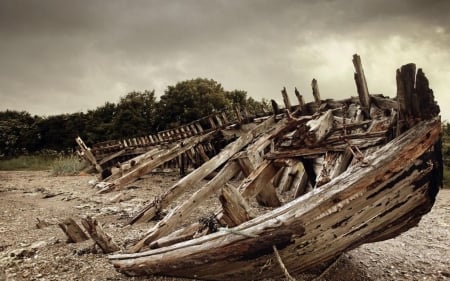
[1,0,449,120]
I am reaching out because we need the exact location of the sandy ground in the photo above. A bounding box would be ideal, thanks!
[0,171,449,281]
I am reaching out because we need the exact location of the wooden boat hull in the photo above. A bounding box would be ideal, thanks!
[110,118,442,280]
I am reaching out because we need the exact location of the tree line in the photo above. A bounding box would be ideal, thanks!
[0,78,270,158]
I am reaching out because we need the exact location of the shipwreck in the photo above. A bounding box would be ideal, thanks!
[77,54,442,280]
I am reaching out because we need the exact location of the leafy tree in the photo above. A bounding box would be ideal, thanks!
[112,90,157,138]
[84,102,117,144]
[0,110,40,157]
[157,78,229,129]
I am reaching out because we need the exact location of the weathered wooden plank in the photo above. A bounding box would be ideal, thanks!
[352,54,371,117]
[76,137,102,173]
[108,133,215,191]
[219,183,252,227]
[293,170,309,199]
[58,218,89,243]
[304,110,334,146]
[311,78,321,105]
[81,216,120,253]
[294,87,305,107]
[281,87,292,110]
[129,161,240,252]
[110,118,441,280]
[128,117,276,227]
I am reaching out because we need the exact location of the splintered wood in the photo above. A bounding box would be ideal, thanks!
[74,54,442,280]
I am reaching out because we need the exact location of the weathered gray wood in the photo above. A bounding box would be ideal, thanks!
[81,216,120,253]
[311,79,321,105]
[129,161,241,252]
[105,147,162,181]
[281,87,292,110]
[196,145,210,163]
[58,218,89,243]
[279,161,294,192]
[128,117,276,227]
[330,148,353,179]
[293,170,309,199]
[76,137,102,173]
[352,54,371,117]
[304,110,334,146]
[108,133,215,191]
[396,63,417,131]
[219,183,252,227]
[110,118,441,280]
[415,68,440,120]
[315,152,341,187]
[255,181,282,207]
[294,87,305,107]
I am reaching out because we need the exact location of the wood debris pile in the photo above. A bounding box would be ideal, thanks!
[66,54,441,281]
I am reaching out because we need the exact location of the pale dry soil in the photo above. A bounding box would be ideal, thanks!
[0,171,449,281]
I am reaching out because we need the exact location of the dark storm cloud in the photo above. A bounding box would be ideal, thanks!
[0,0,449,118]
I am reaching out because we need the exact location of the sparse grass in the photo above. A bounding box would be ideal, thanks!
[50,154,87,176]
[0,154,55,171]
[0,151,88,176]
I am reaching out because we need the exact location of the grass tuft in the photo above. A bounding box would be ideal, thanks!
[50,154,88,176]
[0,154,55,171]
[0,150,88,176]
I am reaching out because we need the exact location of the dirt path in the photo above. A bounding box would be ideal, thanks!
[0,171,449,281]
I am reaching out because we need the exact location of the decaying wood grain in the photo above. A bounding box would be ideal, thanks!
[281,87,292,111]
[81,216,119,253]
[58,218,89,243]
[110,119,441,280]
[219,183,252,227]
[80,56,442,281]
[128,116,276,226]
[352,54,371,118]
[305,110,334,146]
[311,79,321,105]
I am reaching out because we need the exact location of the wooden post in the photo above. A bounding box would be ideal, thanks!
[58,218,89,243]
[281,87,292,111]
[75,137,102,173]
[295,87,305,107]
[234,105,243,123]
[80,216,120,253]
[311,79,321,105]
[208,116,216,129]
[352,54,371,118]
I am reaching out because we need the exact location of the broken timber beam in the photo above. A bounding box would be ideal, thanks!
[58,218,89,243]
[128,161,241,252]
[311,79,321,106]
[304,110,334,146]
[352,54,371,117]
[81,216,120,253]
[105,133,215,191]
[281,87,292,111]
[219,183,253,227]
[76,137,102,173]
[128,116,277,226]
